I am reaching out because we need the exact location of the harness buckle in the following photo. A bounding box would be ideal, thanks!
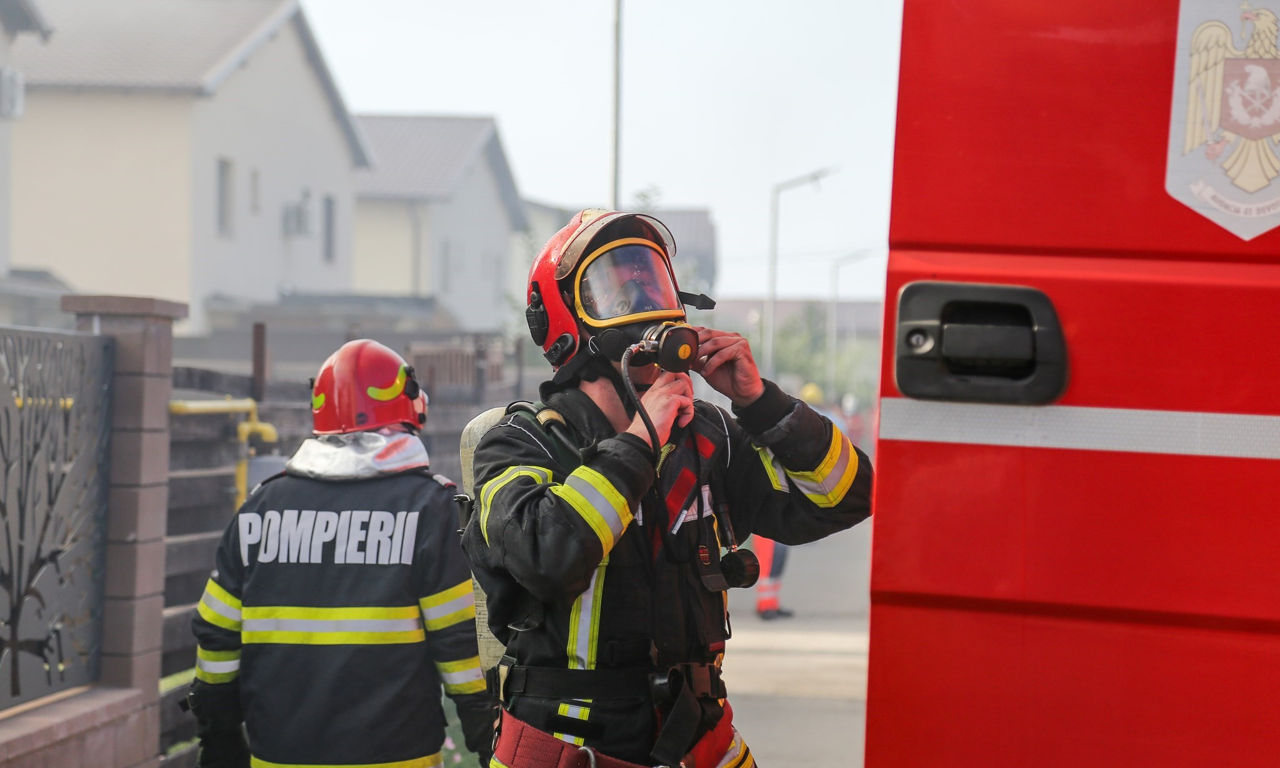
[576,745,598,768]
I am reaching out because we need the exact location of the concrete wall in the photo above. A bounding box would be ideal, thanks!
[11,92,193,307]
[352,198,423,295]
[189,16,357,331]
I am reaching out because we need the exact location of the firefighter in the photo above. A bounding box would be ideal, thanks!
[188,339,495,768]
[461,209,873,767]
[751,536,791,620]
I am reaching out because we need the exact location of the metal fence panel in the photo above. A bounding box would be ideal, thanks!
[0,329,113,711]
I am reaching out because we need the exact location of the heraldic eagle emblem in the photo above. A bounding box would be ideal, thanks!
[1185,4,1280,192]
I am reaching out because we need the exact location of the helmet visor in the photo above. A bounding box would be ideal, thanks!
[576,240,684,326]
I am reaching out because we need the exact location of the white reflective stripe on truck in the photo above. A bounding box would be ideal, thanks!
[879,396,1280,460]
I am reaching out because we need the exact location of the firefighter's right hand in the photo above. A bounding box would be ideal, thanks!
[627,370,694,448]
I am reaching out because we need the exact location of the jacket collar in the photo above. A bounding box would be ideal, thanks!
[285,429,429,481]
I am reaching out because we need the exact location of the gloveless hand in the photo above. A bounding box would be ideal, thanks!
[689,326,765,407]
[626,370,694,448]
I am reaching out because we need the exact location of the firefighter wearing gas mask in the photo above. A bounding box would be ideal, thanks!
[460,209,873,768]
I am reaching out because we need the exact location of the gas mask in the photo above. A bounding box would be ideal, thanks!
[575,238,701,373]
[595,321,700,373]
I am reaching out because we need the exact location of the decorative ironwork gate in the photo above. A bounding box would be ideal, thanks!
[0,328,113,710]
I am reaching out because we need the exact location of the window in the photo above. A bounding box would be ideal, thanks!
[217,158,234,236]
[322,195,336,264]
[249,169,260,215]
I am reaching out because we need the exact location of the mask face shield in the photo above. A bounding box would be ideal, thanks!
[575,239,686,329]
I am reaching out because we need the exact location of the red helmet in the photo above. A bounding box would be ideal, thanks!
[526,209,684,370]
[310,339,428,435]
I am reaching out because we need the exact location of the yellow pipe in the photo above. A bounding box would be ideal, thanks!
[169,398,280,507]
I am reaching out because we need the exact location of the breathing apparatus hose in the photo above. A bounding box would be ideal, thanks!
[619,343,662,462]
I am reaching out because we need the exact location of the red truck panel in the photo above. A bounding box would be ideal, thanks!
[891,0,1280,259]
[871,1,1280,765]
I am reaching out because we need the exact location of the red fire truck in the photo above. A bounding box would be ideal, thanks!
[869,1,1280,765]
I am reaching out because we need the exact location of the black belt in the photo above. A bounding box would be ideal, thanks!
[501,664,652,701]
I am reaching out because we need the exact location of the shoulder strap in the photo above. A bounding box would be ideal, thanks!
[505,400,581,470]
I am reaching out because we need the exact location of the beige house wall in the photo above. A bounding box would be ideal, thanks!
[353,198,424,295]
[0,30,14,277]
[11,92,193,305]
[189,17,357,330]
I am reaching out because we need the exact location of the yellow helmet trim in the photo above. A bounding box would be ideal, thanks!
[574,237,685,330]
[367,365,408,402]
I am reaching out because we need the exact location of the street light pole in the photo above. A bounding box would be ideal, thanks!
[762,167,835,379]
[610,0,622,209]
[827,249,876,400]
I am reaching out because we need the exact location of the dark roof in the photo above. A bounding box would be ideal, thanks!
[0,0,50,38]
[11,0,369,166]
[355,114,527,230]
[5,268,71,293]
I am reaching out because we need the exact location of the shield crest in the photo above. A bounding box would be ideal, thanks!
[1220,58,1280,139]
[1167,2,1280,240]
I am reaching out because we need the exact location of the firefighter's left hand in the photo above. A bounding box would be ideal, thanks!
[690,327,765,407]
[196,730,250,768]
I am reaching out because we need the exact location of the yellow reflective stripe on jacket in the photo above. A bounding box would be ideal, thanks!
[197,578,243,631]
[566,559,607,670]
[489,758,511,768]
[783,426,859,508]
[241,605,425,645]
[195,646,241,684]
[479,465,553,545]
[419,580,475,632]
[549,467,632,552]
[753,446,787,493]
[250,752,443,768]
[435,655,486,695]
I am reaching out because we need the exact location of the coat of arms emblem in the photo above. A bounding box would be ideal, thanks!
[1167,2,1280,239]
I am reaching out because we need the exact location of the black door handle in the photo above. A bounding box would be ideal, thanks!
[895,281,1067,404]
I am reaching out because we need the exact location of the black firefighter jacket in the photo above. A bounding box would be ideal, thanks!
[192,468,491,767]
[461,379,873,764]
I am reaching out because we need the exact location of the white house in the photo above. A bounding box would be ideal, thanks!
[0,0,48,280]
[9,0,370,332]
[353,115,526,333]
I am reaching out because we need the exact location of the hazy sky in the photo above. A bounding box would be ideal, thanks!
[301,0,902,300]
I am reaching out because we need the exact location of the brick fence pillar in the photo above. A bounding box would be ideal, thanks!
[62,295,188,762]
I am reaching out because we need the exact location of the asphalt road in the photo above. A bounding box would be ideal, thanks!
[721,520,872,766]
